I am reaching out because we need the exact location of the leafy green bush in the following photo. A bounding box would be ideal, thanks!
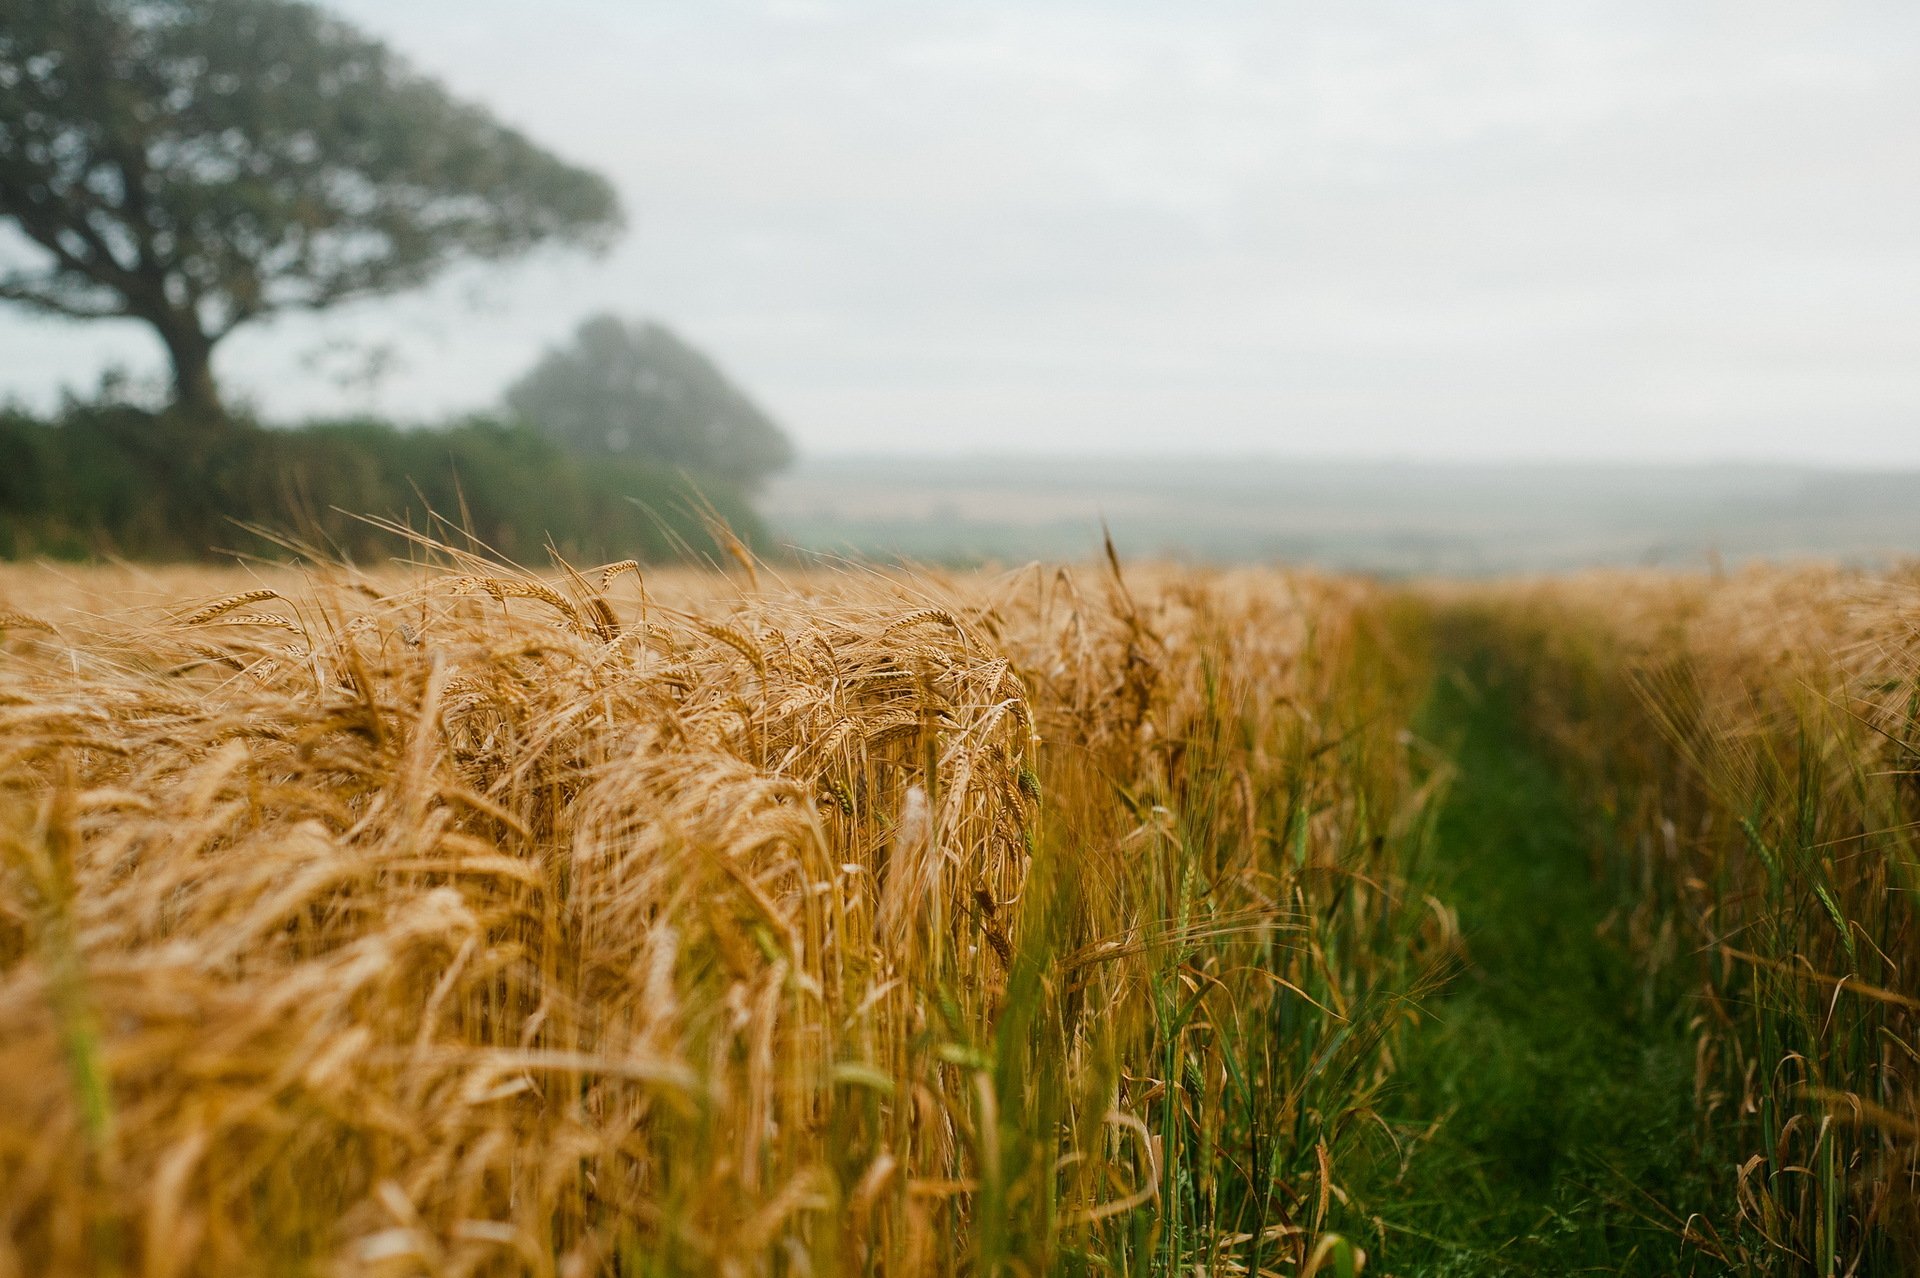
[0,404,766,564]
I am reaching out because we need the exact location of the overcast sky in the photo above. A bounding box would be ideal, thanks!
[5,1,1918,461]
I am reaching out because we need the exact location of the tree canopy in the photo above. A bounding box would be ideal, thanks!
[504,313,794,490]
[0,0,622,417]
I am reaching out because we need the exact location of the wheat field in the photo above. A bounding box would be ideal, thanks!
[6,551,1920,1275]
[1458,567,1920,1273]
[0,550,1437,1277]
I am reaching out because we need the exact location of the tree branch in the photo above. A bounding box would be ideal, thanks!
[0,170,162,313]
[0,275,128,319]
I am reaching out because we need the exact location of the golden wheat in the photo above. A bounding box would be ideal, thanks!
[1460,565,1920,1271]
[0,552,1432,1277]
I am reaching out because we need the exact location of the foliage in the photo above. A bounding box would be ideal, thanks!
[0,402,764,563]
[504,312,793,489]
[0,0,621,414]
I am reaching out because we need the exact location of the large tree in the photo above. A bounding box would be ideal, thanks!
[505,314,794,491]
[0,0,621,418]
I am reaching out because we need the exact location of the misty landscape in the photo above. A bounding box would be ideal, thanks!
[5,3,1920,1277]
[768,455,1920,572]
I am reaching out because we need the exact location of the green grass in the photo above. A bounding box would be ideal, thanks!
[1339,636,1731,1276]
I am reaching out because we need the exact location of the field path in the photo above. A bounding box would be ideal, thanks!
[1344,633,1727,1275]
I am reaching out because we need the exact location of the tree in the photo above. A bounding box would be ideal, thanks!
[0,0,622,419]
[505,314,794,491]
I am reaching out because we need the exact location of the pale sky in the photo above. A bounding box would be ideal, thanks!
[4,1,1918,462]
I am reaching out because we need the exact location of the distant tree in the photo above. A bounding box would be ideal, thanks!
[504,313,794,490]
[0,0,622,419]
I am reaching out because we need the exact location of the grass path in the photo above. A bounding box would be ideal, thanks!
[1342,638,1728,1276]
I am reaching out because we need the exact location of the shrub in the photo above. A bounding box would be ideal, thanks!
[0,404,766,564]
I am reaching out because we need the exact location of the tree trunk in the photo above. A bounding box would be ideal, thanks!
[157,320,226,422]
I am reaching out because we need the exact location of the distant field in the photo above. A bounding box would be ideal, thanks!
[766,454,1920,573]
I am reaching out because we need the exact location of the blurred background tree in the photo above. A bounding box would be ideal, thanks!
[0,0,622,420]
[504,313,794,491]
